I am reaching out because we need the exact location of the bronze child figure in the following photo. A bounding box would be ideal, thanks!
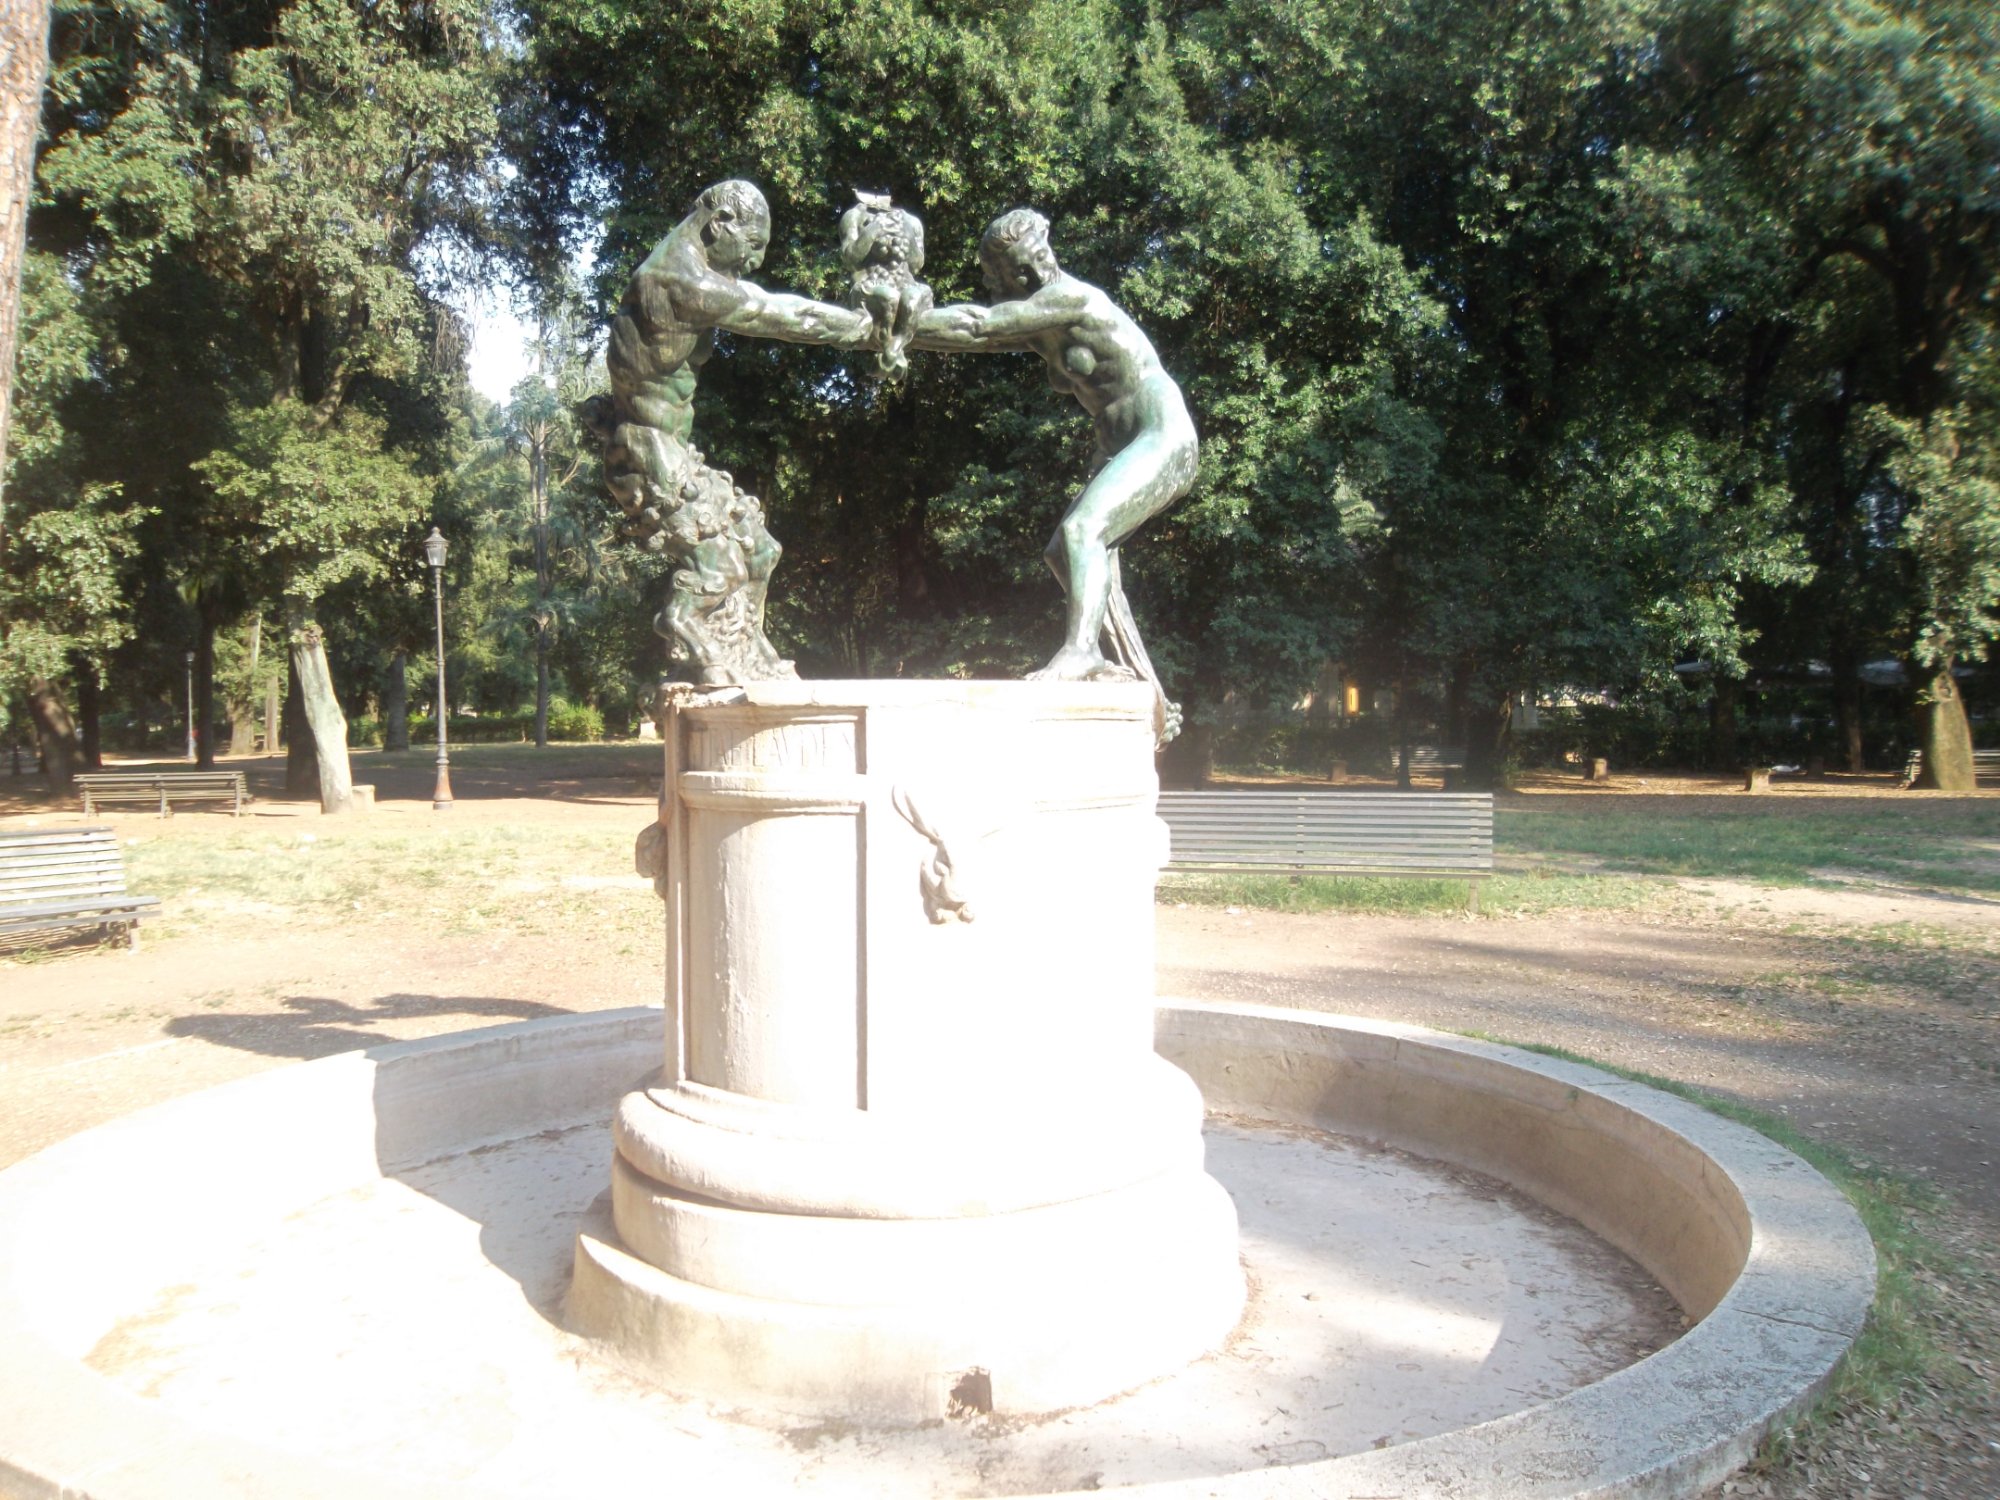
[838,190,933,382]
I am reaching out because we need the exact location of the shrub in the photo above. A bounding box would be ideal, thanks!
[546,699,604,741]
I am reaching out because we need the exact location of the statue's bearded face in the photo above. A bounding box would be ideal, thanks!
[706,206,771,276]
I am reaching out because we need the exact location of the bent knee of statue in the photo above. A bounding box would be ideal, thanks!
[1058,515,1108,556]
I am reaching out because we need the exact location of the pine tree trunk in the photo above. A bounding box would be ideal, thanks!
[287,605,354,813]
[264,674,280,759]
[534,630,550,747]
[1914,664,1975,791]
[73,657,101,768]
[24,674,77,789]
[0,0,53,536]
[195,616,217,769]
[384,648,410,751]
[284,658,317,794]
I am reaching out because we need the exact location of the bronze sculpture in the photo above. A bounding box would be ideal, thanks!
[591,183,1192,739]
[583,180,873,685]
[911,208,1194,739]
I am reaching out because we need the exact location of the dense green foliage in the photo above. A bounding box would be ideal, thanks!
[4,0,501,790]
[4,0,1997,787]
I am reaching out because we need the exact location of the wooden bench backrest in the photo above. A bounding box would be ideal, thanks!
[0,828,133,909]
[1158,790,1494,871]
[74,772,245,789]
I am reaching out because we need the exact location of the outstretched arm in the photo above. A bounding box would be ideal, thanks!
[910,289,1082,353]
[716,282,875,346]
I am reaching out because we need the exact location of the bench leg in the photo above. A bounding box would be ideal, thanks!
[126,922,141,952]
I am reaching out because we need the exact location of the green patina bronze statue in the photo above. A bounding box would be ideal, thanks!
[583,180,873,685]
[591,183,1191,739]
[910,208,1193,740]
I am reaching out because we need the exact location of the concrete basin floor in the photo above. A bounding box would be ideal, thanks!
[81,1114,1680,1496]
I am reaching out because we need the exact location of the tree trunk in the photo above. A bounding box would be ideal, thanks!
[1709,675,1741,770]
[1444,659,1471,758]
[1392,671,1414,789]
[1913,664,1975,791]
[287,604,354,813]
[1831,650,1864,774]
[265,674,281,759]
[534,629,550,747]
[1460,689,1514,791]
[228,698,257,755]
[24,674,77,789]
[73,656,101,768]
[384,648,409,751]
[284,658,317,794]
[0,0,53,544]
[229,615,262,755]
[1156,720,1214,789]
[194,615,217,768]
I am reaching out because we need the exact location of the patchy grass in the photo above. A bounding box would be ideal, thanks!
[1156,868,1663,917]
[117,820,656,947]
[1157,787,2000,914]
[353,741,658,780]
[1497,799,2000,892]
[1737,923,2000,1020]
[1460,1035,1960,1467]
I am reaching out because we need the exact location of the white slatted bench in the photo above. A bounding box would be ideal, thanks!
[1901,749,2000,788]
[1388,745,1466,774]
[0,826,160,949]
[75,770,247,817]
[1158,790,1494,909]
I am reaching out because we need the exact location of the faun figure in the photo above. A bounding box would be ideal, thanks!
[584,179,875,685]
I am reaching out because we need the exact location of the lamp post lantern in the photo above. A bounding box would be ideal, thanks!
[423,528,453,810]
[184,651,197,762]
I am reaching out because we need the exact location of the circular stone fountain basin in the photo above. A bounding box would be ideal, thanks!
[0,1003,1873,1500]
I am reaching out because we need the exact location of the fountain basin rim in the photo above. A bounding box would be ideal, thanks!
[0,1003,1874,1500]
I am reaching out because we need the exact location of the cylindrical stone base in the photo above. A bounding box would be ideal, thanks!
[566,681,1244,1421]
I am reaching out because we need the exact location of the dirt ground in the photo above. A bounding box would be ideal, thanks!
[2,755,1996,1496]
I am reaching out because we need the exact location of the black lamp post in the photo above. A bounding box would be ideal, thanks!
[184,651,196,762]
[423,528,453,810]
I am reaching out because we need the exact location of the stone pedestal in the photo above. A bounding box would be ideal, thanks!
[567,681,1243,1422]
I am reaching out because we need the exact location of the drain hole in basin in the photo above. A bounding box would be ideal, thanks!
[949,1368,993,1417]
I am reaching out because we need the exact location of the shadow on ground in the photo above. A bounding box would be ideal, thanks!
[165,992,573,1061]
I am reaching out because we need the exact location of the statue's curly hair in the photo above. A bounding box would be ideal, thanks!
[695,179,768,225]
[979,208,1058,275]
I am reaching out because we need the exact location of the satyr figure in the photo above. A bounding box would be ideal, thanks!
[583,179,874,685]
[911,209,1195,739]
[838,190,933,382]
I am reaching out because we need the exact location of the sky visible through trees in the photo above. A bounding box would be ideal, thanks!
[2,0,1996,793]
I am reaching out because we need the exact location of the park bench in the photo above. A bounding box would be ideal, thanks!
[1900,749,2000,788]
[1157,789,1494,909]
[1388,745,1465,775]
[75,770,248,817]
[0,826,160,950]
